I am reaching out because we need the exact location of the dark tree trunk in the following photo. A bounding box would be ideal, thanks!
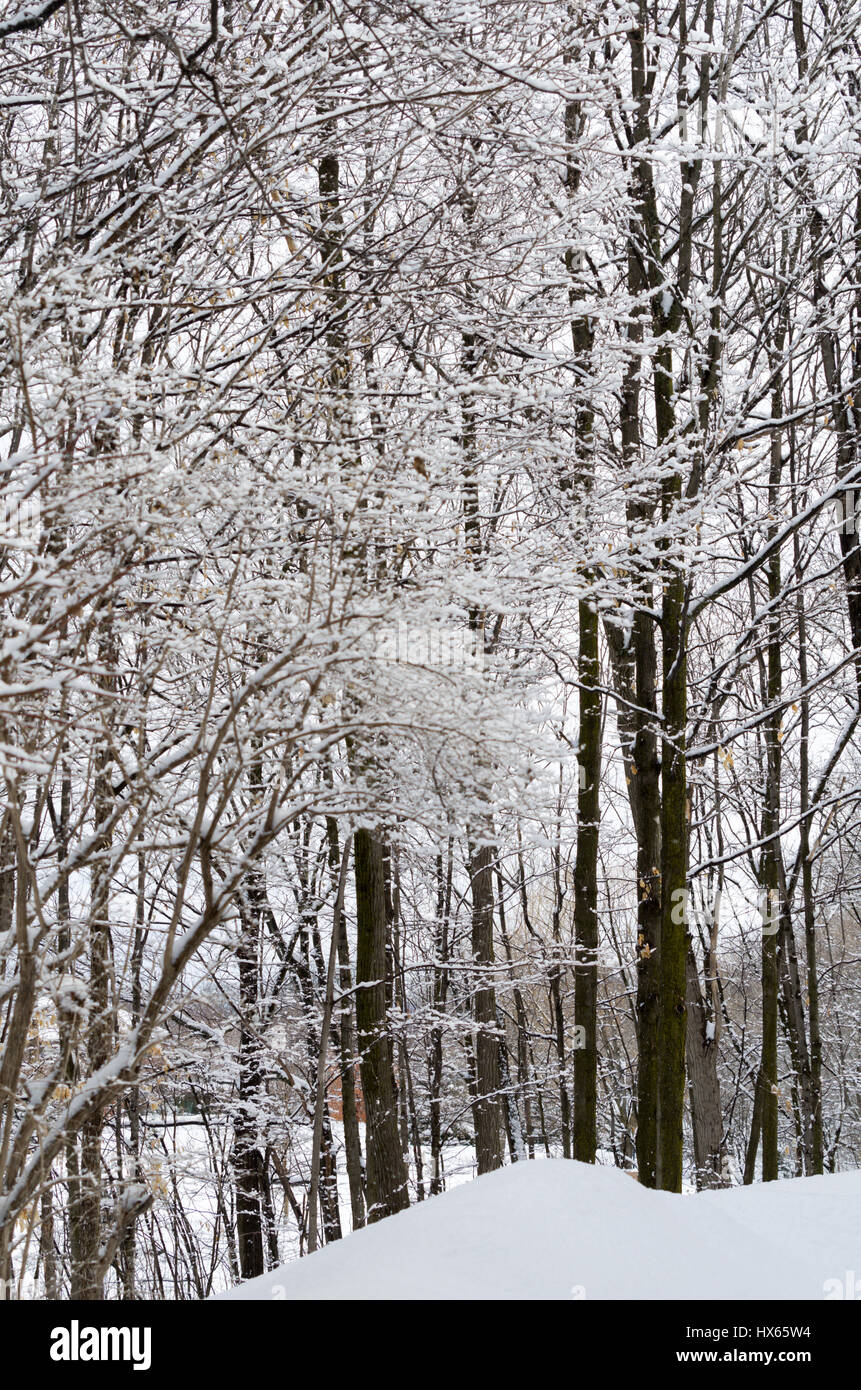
[73,625,115,1299]
[685,948,728,1189]
[468,840,503,1174]
[354,827,409,1220]
[428,845,452,1193]
[656,447,689,1193]
[573,589,601,1163]
[605,618,661,1186]
[233,897,266,1280]
[565,3,602,1170]
[325,816,366,1228]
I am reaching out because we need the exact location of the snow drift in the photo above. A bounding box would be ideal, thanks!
[220,1160,861,1300]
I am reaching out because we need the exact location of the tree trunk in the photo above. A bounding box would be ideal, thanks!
[233,896,266,1280]
[468,840,503,1174]
[354,827,409,1220]
[73,627,115,1298]
[656,520,689,1193]
[685,948,728,1188]
[428,845,452,1193]
[573,590,600,1163]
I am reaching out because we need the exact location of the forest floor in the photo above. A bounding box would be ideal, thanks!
[219,1159,861,1300]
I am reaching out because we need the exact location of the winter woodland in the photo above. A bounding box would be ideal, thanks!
[2,0,861,1299]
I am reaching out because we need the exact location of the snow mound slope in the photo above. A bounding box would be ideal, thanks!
[220,1160,861,1300]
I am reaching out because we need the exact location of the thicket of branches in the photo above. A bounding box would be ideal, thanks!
[3,0,861,1299]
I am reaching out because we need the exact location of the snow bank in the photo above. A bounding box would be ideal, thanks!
[220,1160,861,1300]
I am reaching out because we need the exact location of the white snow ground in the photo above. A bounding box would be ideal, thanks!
[219,1160,861,1300]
